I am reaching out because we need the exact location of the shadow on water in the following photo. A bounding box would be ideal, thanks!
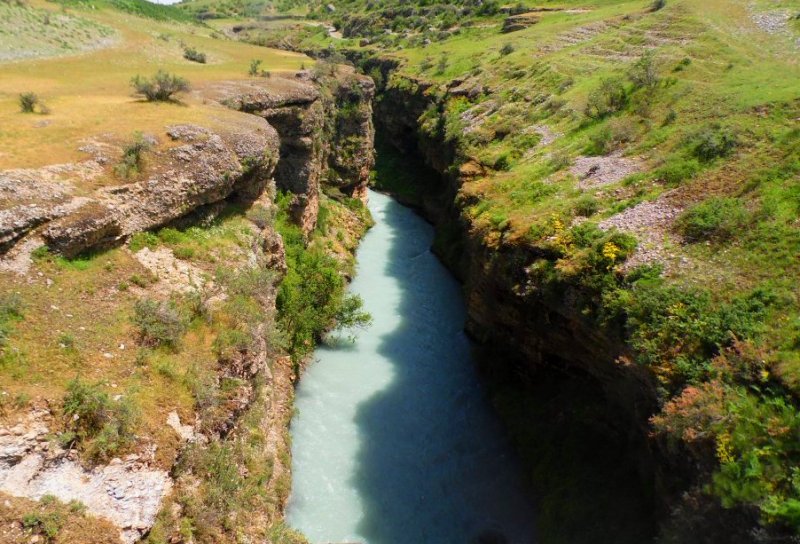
[288,189,655,544]
[345,192,537,544]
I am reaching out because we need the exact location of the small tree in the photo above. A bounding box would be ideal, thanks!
[131,70,189,102]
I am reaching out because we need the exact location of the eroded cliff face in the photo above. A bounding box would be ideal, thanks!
[369,68,671,537]
[204,68,375,235]
[0,70,375,543]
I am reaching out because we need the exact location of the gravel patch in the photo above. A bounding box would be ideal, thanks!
[571,153,642,189]
[599,194,688,271]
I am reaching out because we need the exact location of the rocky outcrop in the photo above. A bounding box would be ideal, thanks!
[502,13,541,33]
[0,409,170,544]
[0,70,375,261]
[203,70,375,236]
[0,117,278,262]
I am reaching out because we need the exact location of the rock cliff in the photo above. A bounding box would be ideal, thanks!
[0,69,375,542]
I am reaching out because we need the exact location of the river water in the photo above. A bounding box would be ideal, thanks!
[286,190,537,544]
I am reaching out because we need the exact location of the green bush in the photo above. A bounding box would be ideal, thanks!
[183,47,206,63]
[574,195,600,217]
[585,77,628,119]
[22,511,62,540]
[690,125,738,162]
[128,231,159,252]
[499,43,514,56]
[627,51,660,90]
[115,132,152,178]
[611,284,774,385]
[132,298,187,349]
[276,199,371,364]
[131,70,189,102]
[62,378,137,462]
[676,197,748,242]
[212,328,252,363]
[248,59,263,76]
[19,92,39,113]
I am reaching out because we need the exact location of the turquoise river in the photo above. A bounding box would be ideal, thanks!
[286,190,537,544]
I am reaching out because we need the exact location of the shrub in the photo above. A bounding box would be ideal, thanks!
[22,511,62,540]
[676,197,748,242]
[248,59,262,76]
[115,132,153,178]
[132,298,186,349]
[183,47,207,64]
[277,214,370,363]
[585,77,628,119]
[493,153,512,171]
[19,92,39,113]
[499,43,515,56]
[650,0,666,11]
[574,195,600,217]
[173,246,195,260]
[673,57,691,72]
[131,70,189,102]
[627,51,660,90]
[128,231,159,252]
[62,378,137,462]
[212,328,253,363]
[435,56,448,75]
[690,125,738,162]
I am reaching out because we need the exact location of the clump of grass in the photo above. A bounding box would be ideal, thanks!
[132,298,186,349]
[183,46,206,64]
[128,231,159,252]
[61,378,137,462]
[22,509,62,541]
[0,293,24,352]
[650,0,666,12]
[676,197,748,242]
[131,70,189,102]
[115,132,153,179]
[500,43,514,56]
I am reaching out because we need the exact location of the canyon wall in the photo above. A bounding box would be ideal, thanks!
[0,69,375,542]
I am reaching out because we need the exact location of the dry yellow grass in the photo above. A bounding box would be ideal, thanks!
[0,0,309,170]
